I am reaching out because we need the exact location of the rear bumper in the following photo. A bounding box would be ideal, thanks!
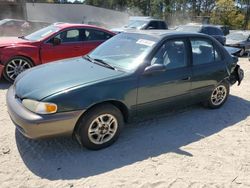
[229,65,244,86]
[0,64,4,78]
[6,86,84,139]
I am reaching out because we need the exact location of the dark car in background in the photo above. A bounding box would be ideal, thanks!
[7,31,243,150]
[218,25,230,36]
[177,24,226,45]
[112,17,168,33]
[226,30,250,56]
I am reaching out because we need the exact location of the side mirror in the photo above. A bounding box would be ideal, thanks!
[143,64,166,75]
[52,38,61,46]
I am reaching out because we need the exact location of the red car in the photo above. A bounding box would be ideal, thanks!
[0,23,115,82]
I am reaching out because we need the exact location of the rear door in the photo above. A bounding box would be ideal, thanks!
[190,37,228,101]
[137,38,192,115]
[40,28,85,63]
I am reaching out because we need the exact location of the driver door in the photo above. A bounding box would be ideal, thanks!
[137,38,192,116]
[40,29,85,63]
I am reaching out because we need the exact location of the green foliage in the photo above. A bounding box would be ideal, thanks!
[210,0,245,28]
[83,0,249,29]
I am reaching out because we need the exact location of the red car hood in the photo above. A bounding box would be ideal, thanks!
[0,37,30,47]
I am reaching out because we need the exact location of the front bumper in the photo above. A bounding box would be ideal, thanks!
[6,86,84,139]
[0,64,4,78]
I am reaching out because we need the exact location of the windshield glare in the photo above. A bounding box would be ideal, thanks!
[177,25,201,32]
[126,20,148,29]
[0,19,9,25]
[227,33,249,41]
[25,25,59,41]
[88,33,158,71]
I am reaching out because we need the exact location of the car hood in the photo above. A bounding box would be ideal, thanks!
[226,39,244,45]
[111,27,138,33]
[224,46,241,55]
[0,37,30,47]
[14,57,125,100]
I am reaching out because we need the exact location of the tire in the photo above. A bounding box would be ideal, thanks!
[206,82,230,109]
[76,104,124,150]
[3,56,33,83]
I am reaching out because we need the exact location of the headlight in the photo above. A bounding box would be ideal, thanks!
[22,99,57,114]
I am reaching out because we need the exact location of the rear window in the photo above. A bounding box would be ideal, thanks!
[203,27,224,36]
[191,38,222,65]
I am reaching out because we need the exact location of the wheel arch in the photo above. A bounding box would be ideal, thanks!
[5,55,35,66]
[73,100,129,134]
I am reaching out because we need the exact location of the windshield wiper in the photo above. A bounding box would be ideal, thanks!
[83,55,94,63]
[84,55,117,70]
[93,58,117,70]
[18,36,28,40]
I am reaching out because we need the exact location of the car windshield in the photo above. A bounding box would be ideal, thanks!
[0,19,10,25]
[24,25,60,41]
[176,25,201,32]
[126,20,148,29]
[227,32,249,41]
[88,33,158,71]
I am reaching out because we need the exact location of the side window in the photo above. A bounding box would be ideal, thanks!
[191,38,221,65]
[202,27,209,35]
[54,29,82,43]
[147,21,158,29]
[158,21,167,29]
[85,29,113,41]
[151,39,187,69]
[215,28,224,36]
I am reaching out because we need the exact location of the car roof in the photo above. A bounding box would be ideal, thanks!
[124,30,211,39]
[52,22,114,34]
[130,17,165,22]
[1,18,25,22]
[184,23,221,29]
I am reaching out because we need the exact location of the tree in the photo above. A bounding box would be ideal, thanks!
[210,0,245,29]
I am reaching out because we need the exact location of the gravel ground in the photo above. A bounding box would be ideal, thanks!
[0,58,250,188]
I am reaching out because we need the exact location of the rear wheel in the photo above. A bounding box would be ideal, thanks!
[3,56,33,82]
[206,82,229,109]
[76,104,124,150]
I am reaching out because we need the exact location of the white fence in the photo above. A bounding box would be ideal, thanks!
[26,3,129,28]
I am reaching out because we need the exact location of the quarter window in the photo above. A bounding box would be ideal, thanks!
[151,39,187,69]
[85,29,113,41]
[191,39,221,65]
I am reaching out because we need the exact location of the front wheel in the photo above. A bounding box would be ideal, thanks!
[206,82,229,109]
[3,56,33,82]
[76,104,124,150]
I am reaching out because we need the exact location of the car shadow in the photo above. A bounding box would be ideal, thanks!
[0,79,11,90]
[15,95,250,180]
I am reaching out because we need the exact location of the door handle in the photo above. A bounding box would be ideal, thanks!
[182,76,191,81]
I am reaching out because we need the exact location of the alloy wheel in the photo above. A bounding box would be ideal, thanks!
[211,85,227,106]
[88,114,118,145]
[6,58,32,80]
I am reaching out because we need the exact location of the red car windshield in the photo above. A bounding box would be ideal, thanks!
[25,25,60,41]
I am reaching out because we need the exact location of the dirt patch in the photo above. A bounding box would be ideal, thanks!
[0,59,250,188]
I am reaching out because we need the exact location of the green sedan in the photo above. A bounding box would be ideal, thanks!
[7,31,243,150]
